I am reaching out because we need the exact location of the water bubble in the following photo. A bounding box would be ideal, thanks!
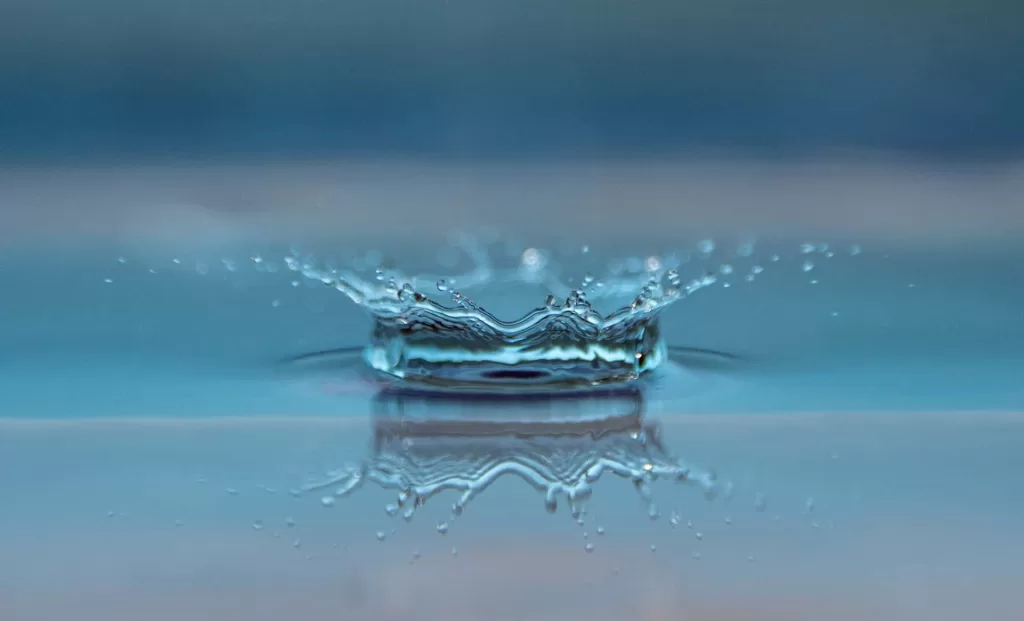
[698,239,716,254]
[802,260,815,272]
[252,521,264,530]
[375,531,387,541]
[436,279,449,292]
[321,496,336,507]
[585,543,595,553]
[437,521,449,535]
[195,262,209,275]
[521,248,542,269]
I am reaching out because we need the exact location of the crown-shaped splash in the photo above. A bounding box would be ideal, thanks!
[286,234,729,393]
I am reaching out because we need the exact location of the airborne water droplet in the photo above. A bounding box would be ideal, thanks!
[375,531,387,541]
[321,496,335,507]
[802,260,815,272]
[436,279,448,292]
[436,521,449,535]
[285,517,296,528]
[585,543,595,553]
[252,520,264,530]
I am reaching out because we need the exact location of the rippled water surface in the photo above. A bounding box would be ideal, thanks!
[2,162,1023,621]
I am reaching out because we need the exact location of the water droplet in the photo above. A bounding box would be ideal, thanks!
[669,511,681,527]
[285,517,296,527]
[521,248,542,268]
[451,546,459,557]
[725,516,733,525]
[437,521,449,535]
[321,496,336,507]
[597,526,606,536]
[103,277,113,284]
[375,531,387,541]
[698,239,716,254]
[384,503,399,517]
[645,256,662,272]
[585,543,595,553]
[802,260,815,272]
[805,498,816,514]
[251,255,263,264]
[692,552,702,560]
[106,510,115,518]
[581,245,590,254]
[225,488,239,496]
[252,520,264,530]
[666,269,682,286]
[172,258,181,265]
[292,539,302,549]
[751,265,764,275]
[754,493,768,512]
[825,251,835,258]
[737,243,754,257]
[271,299,281,308]
[436,279,448,292]
[770,254,780,262]
[291,280,300,287]
[175,520,184,527]
[647,504,660,521]
[687,520,694,529]
[800,243,816,254]
[650,544,657,552]
[850,244,862,256]
[411,550,421,563]
[719,264,734,275]
[195,262,209,275]
[695,532,704,541]
[747,555,755,562]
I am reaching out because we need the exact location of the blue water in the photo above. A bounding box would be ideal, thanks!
[1,192,1022,620]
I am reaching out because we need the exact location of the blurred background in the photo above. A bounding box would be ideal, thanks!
[1,0,1023,160]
